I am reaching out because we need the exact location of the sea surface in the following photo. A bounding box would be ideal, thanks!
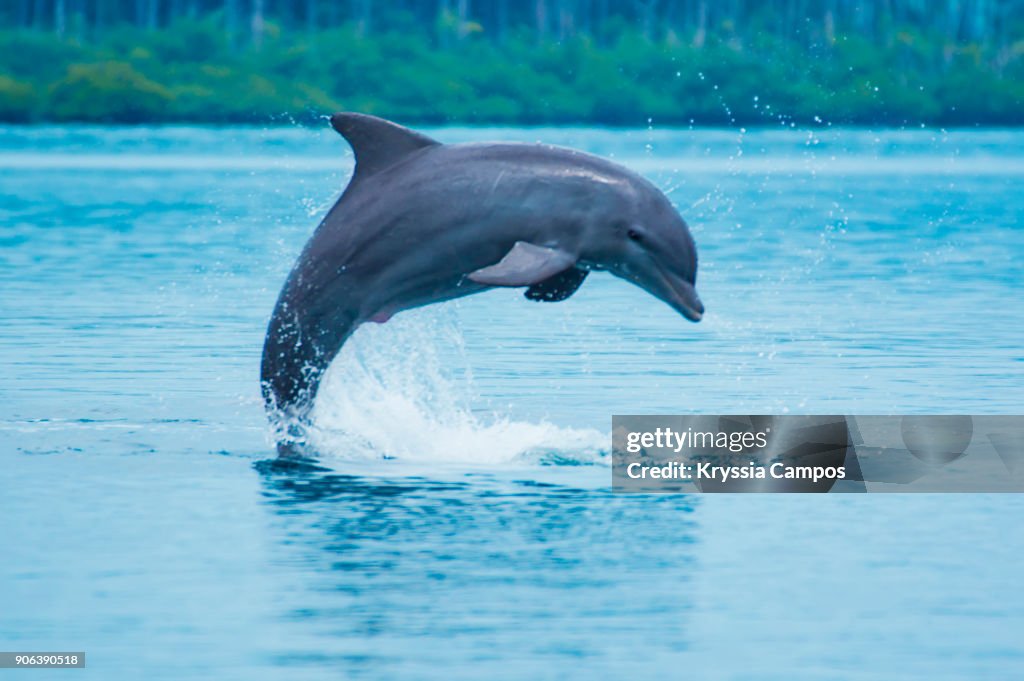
[1,125,1022,679]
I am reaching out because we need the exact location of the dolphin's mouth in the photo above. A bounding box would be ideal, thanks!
[657,269,704,322]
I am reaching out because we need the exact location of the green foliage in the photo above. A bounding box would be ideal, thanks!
[0,21,1020,125]
[48,61,173,122]
[0,75,37,121]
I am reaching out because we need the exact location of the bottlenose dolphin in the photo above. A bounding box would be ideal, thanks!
[261,113,703,440]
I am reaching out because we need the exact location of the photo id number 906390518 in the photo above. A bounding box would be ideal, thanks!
[0,652,86,668]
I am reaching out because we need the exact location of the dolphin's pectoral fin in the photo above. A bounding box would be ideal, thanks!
[525,267,589,302]
[468,241,576,287]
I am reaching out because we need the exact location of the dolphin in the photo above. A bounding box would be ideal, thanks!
[261,113,703,442]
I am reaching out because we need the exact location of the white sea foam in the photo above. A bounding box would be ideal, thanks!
[309,307,608,465]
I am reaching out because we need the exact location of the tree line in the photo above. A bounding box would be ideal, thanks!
[5,0,1023,51]
[1,1,1021,124]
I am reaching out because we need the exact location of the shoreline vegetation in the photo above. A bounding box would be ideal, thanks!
[1,1,1022,126]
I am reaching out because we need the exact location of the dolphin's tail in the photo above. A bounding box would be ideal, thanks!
[260,300,356,455]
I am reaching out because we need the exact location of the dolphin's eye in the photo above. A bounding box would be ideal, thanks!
[627,229,643,242]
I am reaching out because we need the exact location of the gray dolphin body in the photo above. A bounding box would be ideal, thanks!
[261,113,703,438]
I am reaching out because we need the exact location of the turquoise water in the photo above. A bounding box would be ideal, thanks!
[1,125,1022,679]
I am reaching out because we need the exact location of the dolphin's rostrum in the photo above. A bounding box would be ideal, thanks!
[261,113,703,444]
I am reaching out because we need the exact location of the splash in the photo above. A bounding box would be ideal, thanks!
[308,306,607,466]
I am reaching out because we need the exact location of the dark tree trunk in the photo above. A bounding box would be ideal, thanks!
[17,0,31,28]
[252,0,265,46]
[535,0,548,41]
[693,0,706,47]
[32,0,46,29]
[558,0,575,41]
[496,0,508,43]
[457,0,469,39]
[55,0,66,36]
[225,0,238,46]
[352,0,371,35]
[823,0,836,44]
[170,0,182,24]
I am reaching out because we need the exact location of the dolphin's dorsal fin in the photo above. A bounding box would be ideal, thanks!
[330,112,439,181]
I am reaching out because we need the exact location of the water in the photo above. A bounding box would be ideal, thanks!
[1,125,1022,679]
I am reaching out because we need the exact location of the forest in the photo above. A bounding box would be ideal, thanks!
[1,0,1022,125]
